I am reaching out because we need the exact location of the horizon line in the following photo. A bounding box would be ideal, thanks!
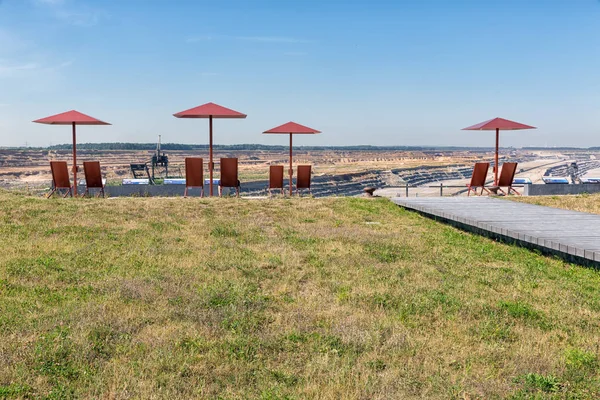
[2,143,595,151]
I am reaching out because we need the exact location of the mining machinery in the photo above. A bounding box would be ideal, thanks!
[130,135,181,184]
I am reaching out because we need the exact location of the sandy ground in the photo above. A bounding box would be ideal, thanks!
[0,148,481,189]
[374,158,570,198]
[2,149,598,197]
[582,167,600,179]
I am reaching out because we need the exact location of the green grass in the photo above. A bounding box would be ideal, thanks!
[0,191,600,398]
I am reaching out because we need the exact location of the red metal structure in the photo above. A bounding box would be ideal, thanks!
[173,102,246,197]
[462,118,536,185]
[263,122,321,196]
[83,161,106,198]
[184,157,204,198]
[466,162,490,196]
[295,165,312,196]
[48,161,73,198]
[218,158,241,197]
[492,162,521,196]
[33,110,111,197]
[268,165,284,197]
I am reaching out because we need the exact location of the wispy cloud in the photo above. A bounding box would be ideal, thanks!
[33,0,107,27]
[34,0,65,5]
[0,29,32,55]
[0,59,72,78]
[186,34,312,44]
[0,62,38,76]
[0,21,72,93]
[284,51,308,56]
[54,9,107,27]
[56,60,73,68]
[235,36,311,44]
[186,35,215,43]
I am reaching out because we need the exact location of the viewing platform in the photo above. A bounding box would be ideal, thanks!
[392,197,600,266]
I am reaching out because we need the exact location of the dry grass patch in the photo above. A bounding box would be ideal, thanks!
[0,191,599,399]
[510,193,600,214]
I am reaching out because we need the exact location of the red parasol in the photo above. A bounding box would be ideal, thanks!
[174,102,246,197]
[33,110,111,196]
[462,117,536,185]
[263,121,321,196]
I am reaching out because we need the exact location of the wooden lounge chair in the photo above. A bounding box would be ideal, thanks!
[48,161,72,198]
[296,165,312,196]
[219,158,240,197]
[466,162,490,196]
[268,165,284,196]
[83,161,105,198]
[184,157,204,197]
[489,162,520,195]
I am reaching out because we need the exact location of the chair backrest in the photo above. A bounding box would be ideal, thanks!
[498,162,518,187]
[185,157,204,187]
[269,165,284,189]
[220,158,238,187]
[83,161,104,188]
[50,161,71,189]
[469,162,489,187]
[297,165,312,189]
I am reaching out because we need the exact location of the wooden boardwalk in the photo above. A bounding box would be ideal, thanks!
[392,197,600,266]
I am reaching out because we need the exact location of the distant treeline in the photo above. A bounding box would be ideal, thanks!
[3,143,597,151]
[44,142,494,151]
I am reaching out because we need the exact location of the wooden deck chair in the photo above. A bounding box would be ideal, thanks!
[219,158,240,197]
[83,161,105,198]
[296,165,312,196]
[491,162,520,195]
[184,157,204,197]
[48,161,72,198]
[268,165,284,196]
[466,162,490,196]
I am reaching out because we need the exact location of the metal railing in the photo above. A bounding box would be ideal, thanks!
[389,183,526,197]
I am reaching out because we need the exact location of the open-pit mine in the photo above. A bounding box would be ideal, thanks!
[1,147,598,197]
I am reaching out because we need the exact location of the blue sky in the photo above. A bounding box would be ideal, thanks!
[0,0,599,147]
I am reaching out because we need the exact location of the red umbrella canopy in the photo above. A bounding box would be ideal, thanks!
[263,121,321,196]
[33,110,110,125]
[173,102,246,119]
[462,117,535,131]
[462,117,536,186]
[172,102,246,197]
[33,110,110,197]
[263,121,321,134]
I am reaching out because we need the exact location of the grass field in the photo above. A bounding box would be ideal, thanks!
[511,193,600,215]
[1,191,600,399]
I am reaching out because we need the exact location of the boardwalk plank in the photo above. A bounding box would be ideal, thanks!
[392,197,600,266]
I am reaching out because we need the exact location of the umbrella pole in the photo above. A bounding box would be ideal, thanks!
[289,133,293,196]
[209,115,213,197]
[72,122,77,197]
[495,128,499,186]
